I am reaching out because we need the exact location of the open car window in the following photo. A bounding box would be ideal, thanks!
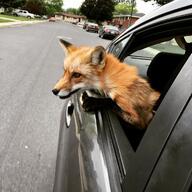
[114,33,192,149]
[184,35,192,43]
[124,38,186,77]
[111,36,130,57]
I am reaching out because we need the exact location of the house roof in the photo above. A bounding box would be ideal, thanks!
[55,12,86,19]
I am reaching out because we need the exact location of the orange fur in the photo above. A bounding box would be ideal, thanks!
[53,40,160,129]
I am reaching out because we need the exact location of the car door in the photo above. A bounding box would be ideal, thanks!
[18,10,23,16]
[105,13,192,192]
[53,98,82,192]
[53,92,120,192]
[20,10,25,17]
[73,91,121,192]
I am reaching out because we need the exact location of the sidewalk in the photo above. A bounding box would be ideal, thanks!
[0,19,48,28]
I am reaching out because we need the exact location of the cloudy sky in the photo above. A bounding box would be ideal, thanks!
[63,0,160,14]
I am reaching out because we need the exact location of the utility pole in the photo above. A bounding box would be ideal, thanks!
[129,0,135,27]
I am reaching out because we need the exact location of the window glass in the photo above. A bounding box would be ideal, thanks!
[184,35,192,43]
[112,37,130,57]
[124,38,185,77]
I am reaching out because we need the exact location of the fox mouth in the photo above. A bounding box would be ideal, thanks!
[58,88,81,99]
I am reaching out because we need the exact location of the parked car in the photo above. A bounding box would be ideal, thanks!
[53,0,192,191]
[83,21,90,29]
[34,14,41,19]
[85,22,99,33]
[49,17,56,22]
[77,22,84,28]
[99,25,120,39]
[12,9,35,19]
[42,15,48,20]
[71,20,78,25]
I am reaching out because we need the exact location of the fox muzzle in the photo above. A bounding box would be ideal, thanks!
[52,88,81,99]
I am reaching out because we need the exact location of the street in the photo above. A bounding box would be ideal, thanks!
[0,21,110,192]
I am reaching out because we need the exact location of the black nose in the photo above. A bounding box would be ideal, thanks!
[52,89,59,96]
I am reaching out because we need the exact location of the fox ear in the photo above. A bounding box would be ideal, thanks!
[91,46,106,67]
[58,37,77,55]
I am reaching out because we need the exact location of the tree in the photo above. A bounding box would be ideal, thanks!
[80,0,115,23]
[24,0,46,15]
[12,0,27,8]
[114,2,137,15]
[45,0,63,16]
[0,0,13,8]
[143,0,174,5]
[0,0,26,8]
[0,0,63,15]
[65,8,81,15]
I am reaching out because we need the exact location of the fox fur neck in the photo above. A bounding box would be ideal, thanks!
[99,53,138,99]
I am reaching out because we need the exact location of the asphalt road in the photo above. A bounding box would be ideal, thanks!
[0,21,110,192]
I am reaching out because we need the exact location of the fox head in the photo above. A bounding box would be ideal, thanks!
[52,38,106,99]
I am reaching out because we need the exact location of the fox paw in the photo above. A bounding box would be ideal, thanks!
[80,91,100,112]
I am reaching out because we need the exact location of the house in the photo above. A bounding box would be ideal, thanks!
[0,7,5,13]
[112,13,145,28]
[55,13,86,24]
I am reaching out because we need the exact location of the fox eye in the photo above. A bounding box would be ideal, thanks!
[72,72,81,78]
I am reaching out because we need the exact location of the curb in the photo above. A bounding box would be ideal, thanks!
[0,20,48,28]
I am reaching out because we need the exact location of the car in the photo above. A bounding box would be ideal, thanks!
[34,14,41,19]
[77,22,84,28]
[49,17,56,22]
[12,9,35,19]
[53,0,192,191]
[83,21,89,29]
[99,25,120,39]
[71,20,78,25]
[85,22,99,33]
[42,15,48,20]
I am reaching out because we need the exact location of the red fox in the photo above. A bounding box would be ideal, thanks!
[52,38,160,129]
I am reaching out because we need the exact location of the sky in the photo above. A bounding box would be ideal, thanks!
[63,0,160,14]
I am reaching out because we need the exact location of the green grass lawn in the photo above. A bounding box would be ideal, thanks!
[0,13,37,21]
[0,18,14,23]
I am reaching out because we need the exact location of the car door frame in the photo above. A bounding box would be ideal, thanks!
[105,12,192,192]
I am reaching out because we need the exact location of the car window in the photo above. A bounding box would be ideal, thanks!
[184,35,192,43]
[104,9,192,192]
[111,36,130,57]
[124,38,185,77]
[107,32,192,190]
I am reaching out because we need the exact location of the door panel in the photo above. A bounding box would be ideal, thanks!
[145,96,192,192]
